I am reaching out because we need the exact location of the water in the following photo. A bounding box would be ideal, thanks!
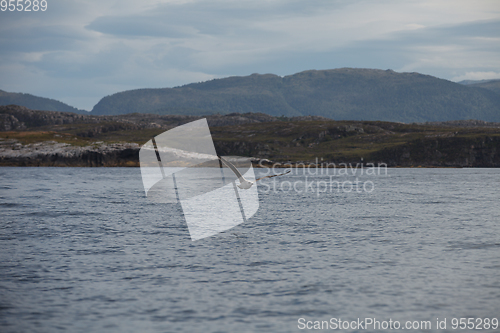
[0,167,499,332]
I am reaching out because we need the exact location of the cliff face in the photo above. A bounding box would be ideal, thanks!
[371,136,500,167]
[213,136,500,167]
[2,135,500,167]
[0,114,27,131]
[0,140,140,167]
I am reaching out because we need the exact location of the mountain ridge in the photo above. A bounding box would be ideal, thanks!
[3,68,500,122]
[90,68,500,122]
[0,90,88,114]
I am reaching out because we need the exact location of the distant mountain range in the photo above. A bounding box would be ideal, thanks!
[3,68,500,122]
[90,69,500,122]
[0,90,87,114]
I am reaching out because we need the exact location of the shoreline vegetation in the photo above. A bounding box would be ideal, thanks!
[2,105,500,168]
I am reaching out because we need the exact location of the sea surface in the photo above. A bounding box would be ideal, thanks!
[0,167,499,332]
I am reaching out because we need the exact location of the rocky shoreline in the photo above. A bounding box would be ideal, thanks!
[2,137,500,167]
[2,105,500,168]
[0,140,140,167]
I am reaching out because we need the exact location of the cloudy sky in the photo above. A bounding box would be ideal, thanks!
[0,0,499,110]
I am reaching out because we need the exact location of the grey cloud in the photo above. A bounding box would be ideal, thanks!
[0,0,93,52]
[320,19,500,66]
[86,16,196,38]
[85,0,352,38]
[33,44,131,79]
[157,46,199,69]
[381,19,500,47]
[0,22,88,53]
[207,18,500,79]
[437,19,500,39]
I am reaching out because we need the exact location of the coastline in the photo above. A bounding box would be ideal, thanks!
[2,106,500,168]
[0,148,498,168]
[2,139,500,167]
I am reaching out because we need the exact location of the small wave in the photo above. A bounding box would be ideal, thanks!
[446,242,500,250]
[0,202,22,208]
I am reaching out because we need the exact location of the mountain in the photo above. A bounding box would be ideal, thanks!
[90,68,500,123]
[0,90,88,114]
[458,79,500,96]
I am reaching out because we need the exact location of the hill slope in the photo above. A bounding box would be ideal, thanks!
[0,90,87,114]
[91,68,500,122]
[459,79,500,96]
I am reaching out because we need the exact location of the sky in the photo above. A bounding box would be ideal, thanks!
[0,0,499,111]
